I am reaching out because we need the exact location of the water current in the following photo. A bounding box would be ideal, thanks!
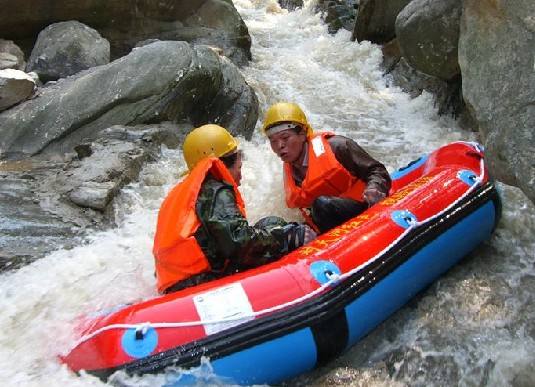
[1,1,534,386]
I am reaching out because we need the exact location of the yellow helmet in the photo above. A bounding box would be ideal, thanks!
[182,124,238,170]
[262,102,313,137]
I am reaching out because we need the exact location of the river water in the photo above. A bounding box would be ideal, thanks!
[1,1,534,386]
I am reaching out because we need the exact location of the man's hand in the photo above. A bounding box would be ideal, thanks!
[302,225,317,244]
[363,187,386,206]
[285,224,317,251]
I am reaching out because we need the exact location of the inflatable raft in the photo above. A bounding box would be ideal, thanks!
[62,141,501,385]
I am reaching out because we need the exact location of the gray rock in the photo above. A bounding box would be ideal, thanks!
[386,56,465,119]
[69,181,119,211]
[0,159,92,271]
[0,0,251,67]
[352,0,412,43]
[181,0,252,65]
[26,21,110,82]
[0,69,35,111]
[396,0,462,81]
[0,41,258,158]
[135,39,161,49]
[0,122,186,271]
[279,0,304,11]
[459,0,535,204]
[0,39,25,70]
[65,140,146,211]
[197,55,259,137]
[316,0,359,34]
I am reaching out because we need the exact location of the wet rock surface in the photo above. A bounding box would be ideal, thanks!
[0,122,188,272]
[0,159,88,271]
[459,0,535,204]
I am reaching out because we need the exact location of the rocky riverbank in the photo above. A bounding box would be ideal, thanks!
[0,0,258,270]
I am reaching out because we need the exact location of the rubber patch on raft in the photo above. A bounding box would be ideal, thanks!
[458,169,478,186]
[193,283,255,335]
[121,327,158,359]
[391,210,418,229]
[310,260,341,285]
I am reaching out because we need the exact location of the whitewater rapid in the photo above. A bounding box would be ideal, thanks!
[1,1,534,386]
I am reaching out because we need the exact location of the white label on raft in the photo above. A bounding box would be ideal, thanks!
[311,136,325,156]
[193,283,255,335]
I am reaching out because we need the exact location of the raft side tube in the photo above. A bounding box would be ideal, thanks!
[85,183,499,384]
[344,198,497,347]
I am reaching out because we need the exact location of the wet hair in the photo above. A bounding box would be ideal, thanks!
[219,150,241,168]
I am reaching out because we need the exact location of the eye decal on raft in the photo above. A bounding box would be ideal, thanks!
[391,210,418,229]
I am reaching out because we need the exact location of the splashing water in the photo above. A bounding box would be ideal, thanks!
[1,1,534,386]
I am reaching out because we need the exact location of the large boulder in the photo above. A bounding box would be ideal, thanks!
[352,0,412,43]
[459,0,535,203]
[0,41,258,158]
[0,0,251,66]
[395,0,462,81]
[26,21,110,82]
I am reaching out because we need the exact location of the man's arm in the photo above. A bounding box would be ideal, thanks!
[196,180,310,268]
[328,135,391,204]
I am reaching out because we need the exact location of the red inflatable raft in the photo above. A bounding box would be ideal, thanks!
[61,141,501,385]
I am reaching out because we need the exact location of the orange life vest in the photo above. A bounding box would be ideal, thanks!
[284,132,366,226]
[153,157,246,294]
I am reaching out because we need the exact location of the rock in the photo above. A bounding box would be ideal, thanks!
[0,159,92,271]
[69,181,119,211]
[278,0,304,11]
[459,0,535,204]
[26,21,110,82]
[0,39,25,70]
[0,69,35,111]
[0,41,258,158]
[0,122,186,271]
[185,0,252,65]
[59,123,186,213]
[386,57,465,118]
[135,39,161,49]
[316,0,359,34]
[65,140,146,211]
[195,55,259,137]
[381,38,402,74]
[512,371,535,387]
[0,0,251,66]
[396,0,462,81]
[352,0,412,43]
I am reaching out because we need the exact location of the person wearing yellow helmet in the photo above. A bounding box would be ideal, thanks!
[262,102,391,233]
[153,124,316,294]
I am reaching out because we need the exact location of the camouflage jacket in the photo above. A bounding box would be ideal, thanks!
[194,176,290,274]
